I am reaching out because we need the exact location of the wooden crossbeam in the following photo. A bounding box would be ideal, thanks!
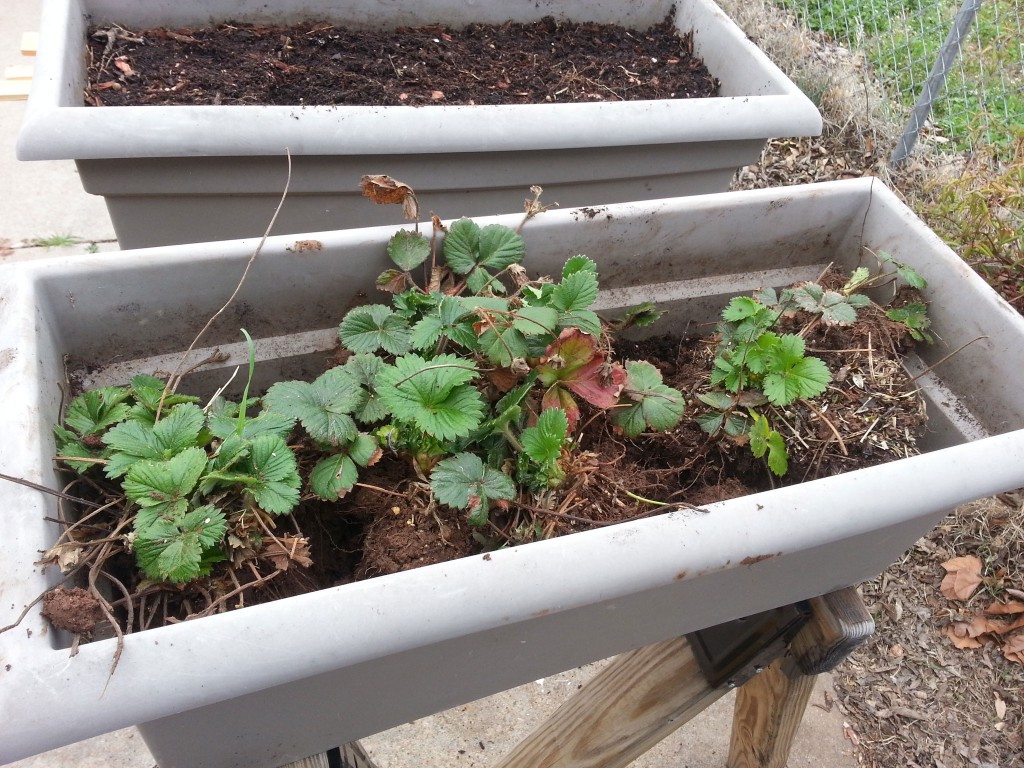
[492,637,730,768]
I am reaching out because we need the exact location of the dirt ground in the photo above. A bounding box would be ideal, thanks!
[83,17,717,107]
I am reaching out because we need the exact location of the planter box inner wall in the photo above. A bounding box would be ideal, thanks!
[18,0,822,247]
[4,180,1024,767]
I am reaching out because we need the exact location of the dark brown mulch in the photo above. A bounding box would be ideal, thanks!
[84,17,719,107]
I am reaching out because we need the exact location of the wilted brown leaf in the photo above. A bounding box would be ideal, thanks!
[287,239,323,252]
[113,56,135,76]
[260,536,313,571]
[940,555,984,600]
[1002,633,1024,664]
[982,600,1024,634]
[944,622,985,649]
[359,174,420,221]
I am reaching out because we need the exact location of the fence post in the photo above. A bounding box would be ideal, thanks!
[889,0,982,166]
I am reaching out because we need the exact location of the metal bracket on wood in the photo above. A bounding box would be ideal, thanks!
[686,602,812,689]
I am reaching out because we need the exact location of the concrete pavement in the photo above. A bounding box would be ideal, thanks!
[0,2,860,766]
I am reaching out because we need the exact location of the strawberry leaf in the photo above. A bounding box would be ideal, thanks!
[134,504,227,583]
[521,408,568,464]
[263,367,361,446]
[612,361,686,437]
[430,453,516,525]
[387,229,430,271]
[376,354,484,441]
[338,304,411,355]
[63,386,131,436]
[124,447,207,526]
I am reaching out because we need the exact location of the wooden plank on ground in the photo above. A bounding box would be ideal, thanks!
[493,637,730,768]
[20,31,39,56]
[0,80,31,101]
[4,64,33,80]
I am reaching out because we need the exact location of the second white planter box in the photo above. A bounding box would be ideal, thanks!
[2,180,1022,767]
[16,0,821,247]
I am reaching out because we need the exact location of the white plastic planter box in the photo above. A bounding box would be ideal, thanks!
[3,179,1024,767]
[16,0,822,248]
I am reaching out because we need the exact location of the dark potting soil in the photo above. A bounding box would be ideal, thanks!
[84,16,719,107]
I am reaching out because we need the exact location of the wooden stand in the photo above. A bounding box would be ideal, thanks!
[281,588,872,768]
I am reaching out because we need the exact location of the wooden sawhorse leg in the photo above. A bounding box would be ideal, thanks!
[493,587,872,768]
[728,589,873,768]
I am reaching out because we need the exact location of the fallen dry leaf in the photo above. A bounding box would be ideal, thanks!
[359,174,420,221]
[286,239,323,252]
[944,622,986,649]
[1002,633,1024,664]
[260,536,313,571]
[113,56,135,76]
[940,554,984,600]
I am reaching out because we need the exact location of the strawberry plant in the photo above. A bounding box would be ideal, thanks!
[696,258,929,477]
[49,184,686,590]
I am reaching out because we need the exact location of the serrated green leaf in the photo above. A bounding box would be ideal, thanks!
[208,409,295,440]
[102,403,205,478]
[513,305,559,336]
[612,301,665,330]
[820,294,859,326]
[465,266,504,295]
[348,432,381,466]
[611,361,686,437]
[134,504,227,583]
[521,408,568,464]
[749,412,788,476]
[792,283,825,311]
[476,224,526,270]
[64,387,131,436]
[762,354,831,406]
[244,434,301,514]
[430,453,516,524]
[722,296,763,322]
[697,391,736,410]
[338,305,411,355]
[410,297,477,350]
[124,447,207,526]
[563,255,597,278]
[843,267,872,294]
[376,354,484,440]
[557,309,602,337]
[129,374,199,413]
[53,426,104,474]
[342,354,388,423]
[310,453,358,500]
[885,302,933,342]
[263,367,361,446]
[878,252,927,290]
[477,325,529,367]
[387,229,431,271]
[443,218,482,274]
[551,269,599,313]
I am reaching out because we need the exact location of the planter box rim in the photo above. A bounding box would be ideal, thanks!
[18,97,821,161]
[16,0,822,162]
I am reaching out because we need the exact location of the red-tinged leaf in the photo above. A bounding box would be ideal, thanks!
[537,329,625,413]
[940,555,984,601]
[542,386,580,432]
[565,357,627,410]
[943,622,985,649]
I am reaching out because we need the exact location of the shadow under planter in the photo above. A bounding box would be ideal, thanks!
[16,0,822,248]
[2,179,1023,767]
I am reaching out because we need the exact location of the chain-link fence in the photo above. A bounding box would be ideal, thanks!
[777,0,1024,162]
